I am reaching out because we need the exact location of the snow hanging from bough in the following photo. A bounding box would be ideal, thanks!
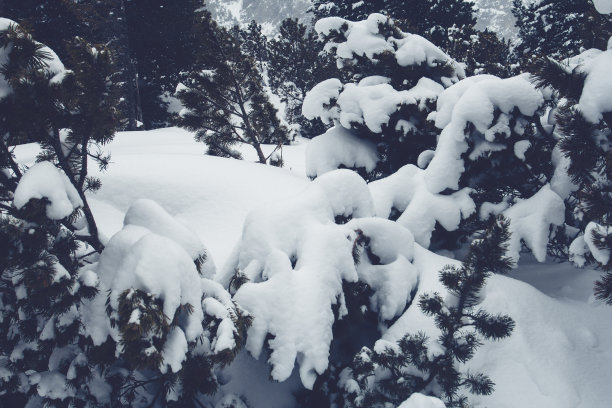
[425,74,544,193]
[503,184,566,263]
[13,161,83,220]
[304,126,379,178]
[369,164,475,247]
[0,18,68,100]
[314,13,465,81]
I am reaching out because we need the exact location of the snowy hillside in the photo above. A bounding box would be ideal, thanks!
[14,128,612,408]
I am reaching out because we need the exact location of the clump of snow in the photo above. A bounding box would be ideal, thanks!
[584,222,611,265]
[369,164,475,247]
[575,50,612,124]
[0,18,68,100]
[13,161,83,220]
[305,126,379,178]
[569,234,590,268]
[302,78,343,124]
[398,393,446,408]
[329,77,444,133]
[503,185,565,263]
[315,14,464,82]
[82,198,243,373]
[594,0,612,14]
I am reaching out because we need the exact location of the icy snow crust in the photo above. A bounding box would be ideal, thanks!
[14,128,612,407]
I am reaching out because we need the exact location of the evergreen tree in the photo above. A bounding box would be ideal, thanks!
[304,14,466,179]
[530,40,612,303]
[513,0,612,62]
[125,0,201,129]
[234,20,270,74]
[175,10,289,164]
[310,0,476,50]
[2,0,142,130]
[342,216,515,407]
[0,21,118,407]
[268,18,337,138]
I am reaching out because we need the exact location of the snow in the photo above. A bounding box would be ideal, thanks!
[305,125,379,178]
[594,0,612,14]
[302,78,343,124]
[124,198,216,277]
[503,184,566,263]
[98,229,205,341]
[228,170,419,389]
[576,50,612,124]
[398,393,446,408]
[0,18,67,100]
[13,161,83,220]
[161,327,188,374]
[425,74,544,192]
[584,222,611,265]
[369,164,475,247]
[315,14,464,83]
[12,127,612,408]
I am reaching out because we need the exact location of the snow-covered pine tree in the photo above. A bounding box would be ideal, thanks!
[310,0,476,51]
[234,20,270,74]
[0,20,118,407]
[267,18,337,138]
[530,35,612,303]
[303,14,466,179]
[175,10,289,164]
[513,0,612,62]
[341,216,515,408]
[3,0,141,130]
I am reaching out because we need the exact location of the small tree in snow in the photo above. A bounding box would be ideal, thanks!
[342,216,515,408]
[0,20,117,407]
[530,39,612,303]
[175,10,289,164]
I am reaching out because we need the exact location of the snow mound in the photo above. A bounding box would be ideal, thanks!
[305,126,379,178]
[124,198,215,277]
[13,161,83,220]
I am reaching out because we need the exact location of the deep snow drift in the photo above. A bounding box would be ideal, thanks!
[14,127,612,408]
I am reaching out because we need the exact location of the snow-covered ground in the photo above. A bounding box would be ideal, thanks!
[14,127,612,407]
